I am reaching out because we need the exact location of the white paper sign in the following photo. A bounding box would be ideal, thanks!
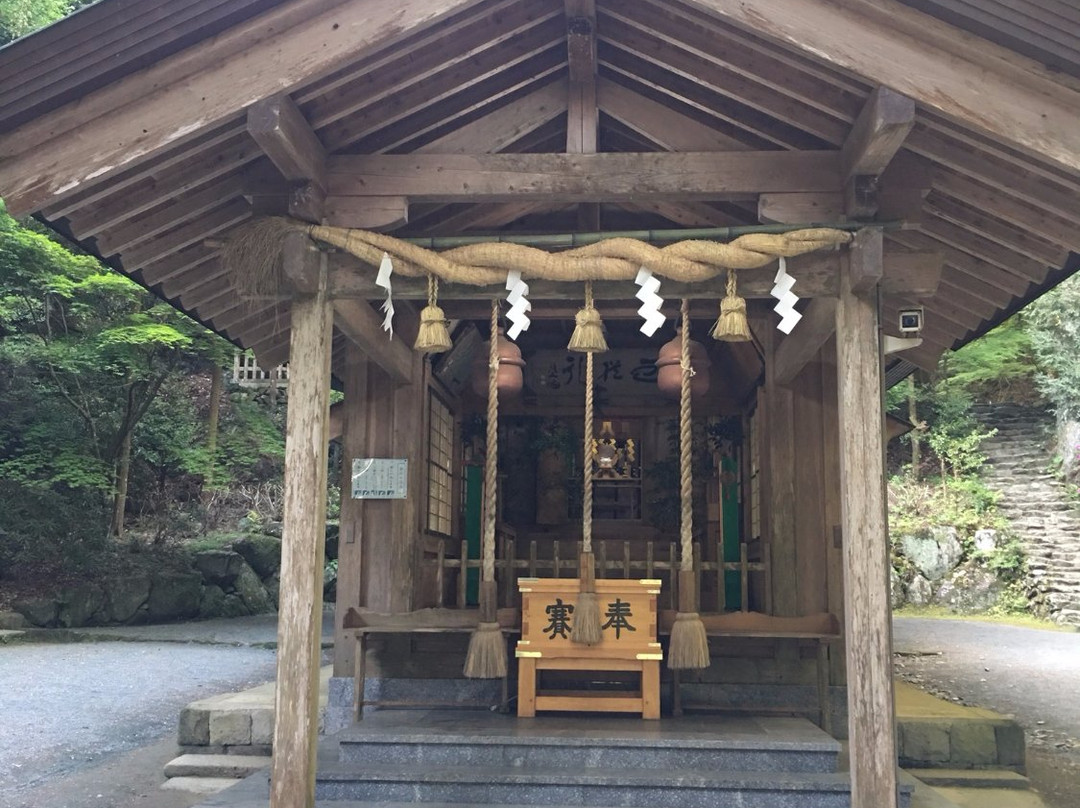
[351,458,408,499]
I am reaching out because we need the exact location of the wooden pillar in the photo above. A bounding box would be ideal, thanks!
[835,228,897,808]
[333,342,367,676]
[270,239,333,808]
[762,325,798,617]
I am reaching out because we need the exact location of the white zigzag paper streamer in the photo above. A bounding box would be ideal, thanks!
[770,256,802,335]
[504,269,532,340]
[634,266,666,336]
[376,251,394,338]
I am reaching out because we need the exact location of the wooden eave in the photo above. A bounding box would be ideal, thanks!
[0,0,1077,376]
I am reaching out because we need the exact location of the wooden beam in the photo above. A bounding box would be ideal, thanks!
[416,78,568,155]
[0,0,487,216]
[565,0,600,230]
[271,233,332,808]
[849,228,884,294]
[759,193,843,224]
[247,94,327,190]
[119,199,250,267]
[332,300,414,387]
[596,77,749,152]
[333,343,366,679]
[685,0,1080,173]
[841,87,915,179]
[772,297,838,387]
[834,237,898,808]
[324,197,409,231]
[326,151,842,203]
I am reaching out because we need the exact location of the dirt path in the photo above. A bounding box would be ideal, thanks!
[893,616,1080,807]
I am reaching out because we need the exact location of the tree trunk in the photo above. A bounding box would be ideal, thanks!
[205,363,224,489]
[111,429,133,538]
[908,376,920,479]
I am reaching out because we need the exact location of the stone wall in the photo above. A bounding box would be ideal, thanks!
[891,525,1010,614]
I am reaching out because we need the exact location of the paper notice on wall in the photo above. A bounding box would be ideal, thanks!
[351,458,408,499]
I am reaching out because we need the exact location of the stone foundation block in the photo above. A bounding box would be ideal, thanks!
[209,710,252,746]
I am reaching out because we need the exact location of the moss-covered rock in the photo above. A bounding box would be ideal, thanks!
[234,563,273,614]
[105,575,151,624]
[233,535,281,579]
[198,584,228,618]
[147,571,202,621]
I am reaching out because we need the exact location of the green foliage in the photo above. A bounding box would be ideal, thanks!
[888,474,1005,542]
[1025,274,1080,419]
[937,317,1039,400]
[0,0,75,42]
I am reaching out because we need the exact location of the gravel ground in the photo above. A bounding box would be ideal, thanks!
[0,641,277,807]
[893,615,1080,807]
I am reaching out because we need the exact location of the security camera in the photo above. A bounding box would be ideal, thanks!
[898,308,923,335]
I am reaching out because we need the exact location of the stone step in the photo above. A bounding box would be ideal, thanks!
[315,762,912,808]
[906,768,1030,789]
[160,776,239,794]
[164,753,270,779]
[335,718,839,773]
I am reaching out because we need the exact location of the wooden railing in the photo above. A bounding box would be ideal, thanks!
[427,536,767,613]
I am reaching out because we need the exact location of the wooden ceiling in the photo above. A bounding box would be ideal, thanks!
[0,0,1077,376]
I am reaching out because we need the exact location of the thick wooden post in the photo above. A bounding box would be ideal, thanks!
[270,239,333,808]
[835,228,897,808]
[333,342,367,676]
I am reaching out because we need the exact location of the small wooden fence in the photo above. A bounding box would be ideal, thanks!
[425,536,767,614]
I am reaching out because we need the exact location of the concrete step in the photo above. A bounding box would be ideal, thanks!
[335,717,840,773]
[906,768,1030,789]
[315,762,912,808]
[164,753,270,779]
[160,776,239,794]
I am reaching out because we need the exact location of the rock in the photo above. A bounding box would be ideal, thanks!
[264,572,280,608]
[0,611,27,630]
[973,529,999,554]
[907,574,934,607]
[199,585,228,619]
[890,567,905,609]
[262,521,283,539]
[178,707,210,746]
[57,582,107,627]
[233,535,282,579]
[193,551,245,586]
[147,572,203,621]
[901,526,963,582]
[220,593,251,618]
[105,575,151,624]
[936,560,1005,614]
[15,597,59,627]
[233,563,272,614]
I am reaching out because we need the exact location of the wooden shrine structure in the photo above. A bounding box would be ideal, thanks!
[2,2,1079,808]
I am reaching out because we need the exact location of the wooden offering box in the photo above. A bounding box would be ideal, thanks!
[516,577,661,719]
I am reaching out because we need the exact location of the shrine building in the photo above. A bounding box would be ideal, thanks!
[1,2,1078,807]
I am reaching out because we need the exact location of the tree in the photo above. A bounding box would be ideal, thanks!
[0,0,90,44]
[0,202,224,537]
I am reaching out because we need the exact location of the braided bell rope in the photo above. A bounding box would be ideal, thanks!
[483,299,498,583]
[679,297,693,572]
[582,305,595,555]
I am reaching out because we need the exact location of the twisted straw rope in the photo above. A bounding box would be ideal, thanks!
[483,300,498,583]
[679,298,693,572]
[303,224,850,284]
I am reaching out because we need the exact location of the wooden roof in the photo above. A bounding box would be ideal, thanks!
[1,0,1077,375]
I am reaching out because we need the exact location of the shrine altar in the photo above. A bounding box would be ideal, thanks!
[515,577,662,719]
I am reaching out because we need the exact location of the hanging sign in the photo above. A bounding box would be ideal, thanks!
[351,458,408,499]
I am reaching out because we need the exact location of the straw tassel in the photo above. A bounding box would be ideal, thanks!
[568,281,608,353]
[414,275,453,354]
[668,298,710,670]
[464,300,507,679]
[711,269,752,342]
[573,350,603,645]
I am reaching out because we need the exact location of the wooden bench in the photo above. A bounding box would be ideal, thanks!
[343,607,519,718]
[659,610,841,734]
